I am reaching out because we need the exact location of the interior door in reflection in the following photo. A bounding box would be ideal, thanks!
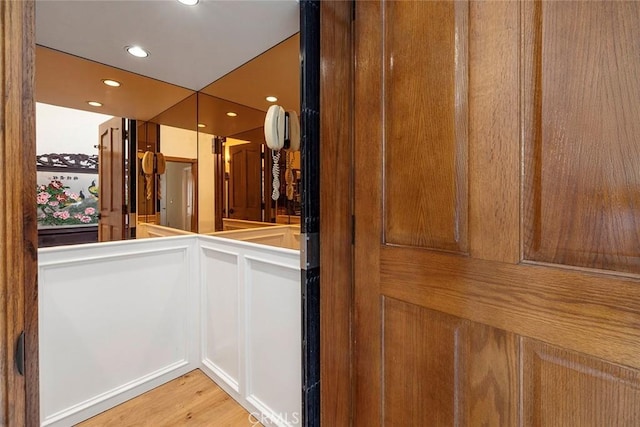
[228,143,262,221]
[160,160,195,232]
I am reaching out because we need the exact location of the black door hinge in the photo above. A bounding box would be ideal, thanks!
[15,331,25,376]
[351,215,355,245]
[352,0,356,21]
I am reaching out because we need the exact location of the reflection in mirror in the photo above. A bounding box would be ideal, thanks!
[197,93,269,231]
[135,94,198,230]
[35,103,111,247]
[160,159,197,232]
[198,33,301,231]
[35,31,301,243]
[35,46,195,246]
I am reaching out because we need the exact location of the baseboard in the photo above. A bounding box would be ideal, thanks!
[41,360,194,427]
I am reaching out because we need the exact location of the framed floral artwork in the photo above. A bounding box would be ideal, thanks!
[36,170,99,228]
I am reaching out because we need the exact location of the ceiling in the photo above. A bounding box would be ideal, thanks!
[36,45,194,122]
[35,0,300,139]
[36,0,299,91]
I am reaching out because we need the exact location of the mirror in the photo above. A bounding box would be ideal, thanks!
[199,33,301,229]
[35,32,301,245]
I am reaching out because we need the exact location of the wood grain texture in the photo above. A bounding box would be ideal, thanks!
[466,324,518,427]
[381,246,640,372]
[0,0,37,425]
[353,0,383,424]
[319,1,353,426]
[98,117,126,242]
[522,338,640,426]
[382,300,519,427]
[137,122,158,217]
[228,143,262,221]
[522,1,640,274]
[383,0,468,253]
[78,370,260,426]
[351,0,640,424]
[468,0,520,263]
[383,298,467,426]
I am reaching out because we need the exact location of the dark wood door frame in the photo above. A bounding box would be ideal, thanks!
[213,136,224,231]
[0,0,39,424]
[318,2,354,425]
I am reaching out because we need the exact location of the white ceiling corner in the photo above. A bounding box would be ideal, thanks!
[35,0,300,91]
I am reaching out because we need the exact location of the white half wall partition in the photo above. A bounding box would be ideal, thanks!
[38,236,200,427]
[39,232,301,427]
[199,235,302,427]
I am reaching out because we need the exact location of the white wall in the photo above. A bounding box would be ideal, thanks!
[39,234,301,427]
[199,235,301,426]
[36,102,113,155]
[38,237,200,427]
[159,125,198,159]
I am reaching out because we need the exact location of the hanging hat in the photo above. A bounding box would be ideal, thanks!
[141,151,154,175]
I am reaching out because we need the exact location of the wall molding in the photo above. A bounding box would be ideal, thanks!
[39,233,300,426]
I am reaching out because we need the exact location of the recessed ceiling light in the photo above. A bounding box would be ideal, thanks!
[197,123,206,128]
[226,112,238,117]
[102,79,121,87]
[177,0,199,5]
[266,96,278,103]
[126,45,149,58]
[87,101,103,107]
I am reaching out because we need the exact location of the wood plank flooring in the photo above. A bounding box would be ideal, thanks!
[77,370,261,426]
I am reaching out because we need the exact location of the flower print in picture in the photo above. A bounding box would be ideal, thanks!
[36,177,99,227]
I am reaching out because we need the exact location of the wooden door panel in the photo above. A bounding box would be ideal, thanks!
[383,299,519,426]
[246,148,262,219]
[136,122,158,218]
[468,0,520,263]
[383,0,468,253]
[523,339,640,426]
[383,298,467,426]
[98,117,125,242]
[229,147,247,218]
[522,1,640,274]
[228,143,262,221]
[353,1,640,425]
[465,323,518,426]
[381,247,640,372]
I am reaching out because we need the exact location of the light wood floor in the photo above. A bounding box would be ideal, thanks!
[77,370,261,426]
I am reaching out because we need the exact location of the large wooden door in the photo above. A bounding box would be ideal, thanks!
[98,117,126,242]
[228,143,262,221]
[354,1,640,424]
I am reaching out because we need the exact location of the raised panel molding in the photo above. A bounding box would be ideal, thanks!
[382,298,518,426]
[383,297,467,425]
[200,246,241,393]
[522,0,640,274]
[522,339,640,426]
[383,0,469,253]
[38,239,198,427]
[198,235,302,427]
